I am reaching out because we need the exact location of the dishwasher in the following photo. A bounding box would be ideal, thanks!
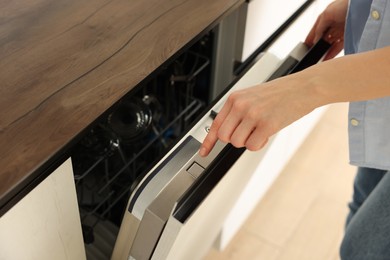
[111,38,330,260]
[69,0,331,259]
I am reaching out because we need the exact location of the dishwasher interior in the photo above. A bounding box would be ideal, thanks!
[70,32,217,259]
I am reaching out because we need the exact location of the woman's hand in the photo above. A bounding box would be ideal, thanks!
[199,0,350,157]
[199,75,319,157]
[305,0,348,60]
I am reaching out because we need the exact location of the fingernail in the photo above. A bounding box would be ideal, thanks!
[199,147,207,157]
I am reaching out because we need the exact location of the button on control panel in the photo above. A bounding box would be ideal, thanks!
[187,161,205,178]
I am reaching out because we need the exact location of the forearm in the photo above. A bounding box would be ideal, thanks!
[199,45,390,157]
[296,46,390,108]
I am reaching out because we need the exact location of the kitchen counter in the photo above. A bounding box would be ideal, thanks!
[0,0,244,213]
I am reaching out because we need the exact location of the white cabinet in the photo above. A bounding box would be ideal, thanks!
[237,0,308,62]
[0,159,85,260]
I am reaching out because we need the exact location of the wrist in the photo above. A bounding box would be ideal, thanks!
[292,66,332,111]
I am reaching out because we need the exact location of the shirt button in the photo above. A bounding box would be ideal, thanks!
[371,10,380,20]
[350,118,359,126]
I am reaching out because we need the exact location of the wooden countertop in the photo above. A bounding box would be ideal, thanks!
[0,0,244,212]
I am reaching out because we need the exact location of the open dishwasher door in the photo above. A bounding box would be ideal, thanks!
[111,38,331,260]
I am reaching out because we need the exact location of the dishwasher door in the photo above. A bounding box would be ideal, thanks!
[111,38,331,260]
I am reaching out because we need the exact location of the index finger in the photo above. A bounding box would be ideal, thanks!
[199,123,218,157]
[304,20,319,47]
[199,100,232,157]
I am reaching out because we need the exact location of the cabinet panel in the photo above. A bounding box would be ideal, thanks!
[0,159,85,260]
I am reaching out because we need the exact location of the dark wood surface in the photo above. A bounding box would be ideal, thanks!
[0,0,244,210]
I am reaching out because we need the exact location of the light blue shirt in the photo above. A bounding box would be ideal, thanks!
[345,0,390,170]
